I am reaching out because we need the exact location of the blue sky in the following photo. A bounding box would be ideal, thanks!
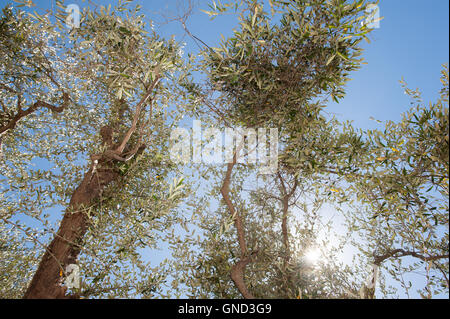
[5,0,447,125]
[147,0,450,129]
[327,0,449,129]
[1,0,448,298]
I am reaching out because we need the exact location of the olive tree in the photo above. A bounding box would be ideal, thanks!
[1,0,189,298]
[170,0,378,299]
[346,65,449,298]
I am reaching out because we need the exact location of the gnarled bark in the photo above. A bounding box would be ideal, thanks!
[0,88,69,135]
[23,78,158,298]
[277,172,298,297]
[23,159,120,298]
[220,145,256,299]
[230,253,257,299]
[373,249,449,265]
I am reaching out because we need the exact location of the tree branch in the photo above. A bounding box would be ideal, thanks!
[0,92,70,135]
[114,73,160,154]
[230,252,258,299]
[374,249,449,265]
[220,141,255,299]
[277,172,298,266]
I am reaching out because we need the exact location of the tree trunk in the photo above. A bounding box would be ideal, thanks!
[23,160,119,298]
[220,152,256,299]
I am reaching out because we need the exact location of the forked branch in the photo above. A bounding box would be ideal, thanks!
[220,140,256,299]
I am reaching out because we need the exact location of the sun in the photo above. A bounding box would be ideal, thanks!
[304,248,322,264]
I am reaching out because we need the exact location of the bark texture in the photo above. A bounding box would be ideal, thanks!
[23,158,119,298]
[220,144,256,299]
[23,76,158,298]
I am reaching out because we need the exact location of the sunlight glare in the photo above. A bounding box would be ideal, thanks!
[304,248,321,264]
